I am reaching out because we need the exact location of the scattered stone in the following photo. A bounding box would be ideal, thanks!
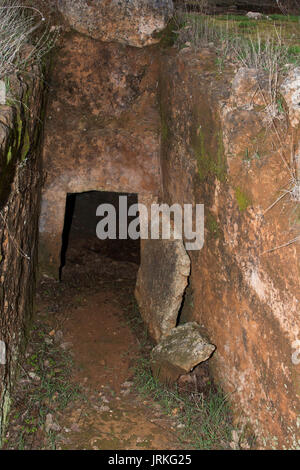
[281,67,300,128]
[150,322,216,384]
[45,413,61,433]
[57,0,173,47]
[0,340,6,365]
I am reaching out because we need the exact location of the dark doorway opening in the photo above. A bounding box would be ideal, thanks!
[59,191,140,280]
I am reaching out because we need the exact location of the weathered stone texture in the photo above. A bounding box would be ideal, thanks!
[159,49,300,448]
[0,71,45,441]
[57,0,174,47]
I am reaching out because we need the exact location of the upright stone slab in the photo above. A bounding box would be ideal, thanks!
[135,237,190,342]
[57,0,174,47]
[150,322,216,384]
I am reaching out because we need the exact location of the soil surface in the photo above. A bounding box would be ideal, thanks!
[52,253,183,450]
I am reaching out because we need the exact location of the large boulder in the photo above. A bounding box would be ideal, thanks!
[57,0,174,47]
[150,322,216,384]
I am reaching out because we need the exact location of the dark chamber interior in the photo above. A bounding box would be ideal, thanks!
[60,191,141,278]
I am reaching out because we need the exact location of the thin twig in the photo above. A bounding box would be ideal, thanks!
[260,236,300,255]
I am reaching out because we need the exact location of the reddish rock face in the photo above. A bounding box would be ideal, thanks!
[159,49,300,448]
[40,33,161,277]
